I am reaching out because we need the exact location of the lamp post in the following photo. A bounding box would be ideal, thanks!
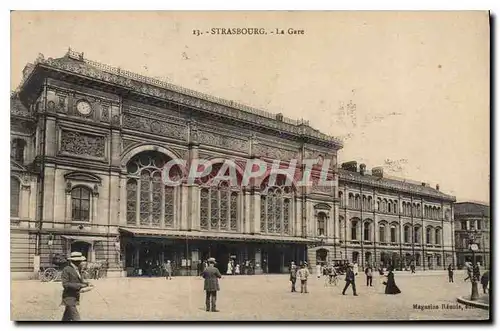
[468,228,480,301]
[47,234,54,265]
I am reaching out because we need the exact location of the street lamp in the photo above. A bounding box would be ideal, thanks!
[468,228,481,301]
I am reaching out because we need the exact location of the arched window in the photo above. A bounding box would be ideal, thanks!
[355,194,361,209]
[364,221,371,241]
[415,253,421,266]
[317,212,326,236]
[379,223,386,243]
[10,177,20,218]
[382,199,388,213]
[437,207,441,219]
[377,198,382,212]
[348,193,354,208]
[388,200,392,213]
[367,196,373,211]
[338,191,344,208]
[404,225,410,243]
[362,195,367,210]
[11,138,26,164]
[390,224,397,243]
[414,226,421,244]
[435,228,441,245]
[426,227,432,244]
[126,151,181,228]
[351,219,359,240]
[71,186,91,222]
[260,175,293,235]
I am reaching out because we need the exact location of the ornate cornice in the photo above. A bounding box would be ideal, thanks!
[21,49,343,149]
[338,169,455,202]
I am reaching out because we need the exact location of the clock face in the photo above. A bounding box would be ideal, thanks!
[76,101,92,115]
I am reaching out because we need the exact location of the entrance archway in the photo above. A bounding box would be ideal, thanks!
[70,241,90,260]
[316,249,328,265]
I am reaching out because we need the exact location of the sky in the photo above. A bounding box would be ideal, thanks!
[10,11,490,203]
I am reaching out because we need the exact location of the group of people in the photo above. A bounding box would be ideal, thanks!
[224,259,257,275]
[288,261,401,296]
[448,262,490,294]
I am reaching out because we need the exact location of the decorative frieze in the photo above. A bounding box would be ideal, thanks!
[101,104,110,122]
[198,130,248,152]
[253,144,298,161]
[122,113,186,140]
[60,130,106,158]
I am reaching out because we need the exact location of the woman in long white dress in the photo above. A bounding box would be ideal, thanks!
[316,264,322,278]
[227,261,233,275]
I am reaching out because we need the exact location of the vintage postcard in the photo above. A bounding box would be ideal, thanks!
[9,11,490,321]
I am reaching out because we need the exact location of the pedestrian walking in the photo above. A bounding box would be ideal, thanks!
[297,262,310,293]
[289,262,297,292]
[383,266,401,295]
[410,263,416,274]
[342,263,358,296]
[164,260,173,280]
[365,265,373,286]
[202,257,222,312]
[61,252,91,321]
[473,262,481,282]
[447,264,454,283]
[480,270,489,294]
[316,264,322,279]
[235,264,240,275]
[226,261,233,275]
[464,262,472,281]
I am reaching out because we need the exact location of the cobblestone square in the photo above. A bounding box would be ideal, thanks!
[11,273,489,321]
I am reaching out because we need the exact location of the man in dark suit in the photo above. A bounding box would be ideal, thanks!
[342,263,358,296]
[202,257,222,312]
[61,252,90,321]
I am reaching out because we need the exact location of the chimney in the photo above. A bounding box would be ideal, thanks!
[372,167,384,178]
[359,163,366,176]
[276,113,284,121]
[421,182,426,187]
[436,184,440,191]
[341,161,358,172]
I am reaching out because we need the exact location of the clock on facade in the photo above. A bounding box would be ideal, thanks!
[76,100,92,115]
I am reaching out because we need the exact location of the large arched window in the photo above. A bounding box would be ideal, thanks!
[126,151,181,228]
[71,186,91,222]
[435,228,442,245]
[363,221,371,241]
[426,227,432,244]
[379,223,386,243]
[351,218,359,240]
[10,177,20,218]
[414,226,421,244]
[260,175,293,235]
[390,224,397,243]
[404,225,410,243]
[200,163,240,232]
[11,138,26,164]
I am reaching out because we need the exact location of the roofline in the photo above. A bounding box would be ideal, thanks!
[19,49,344,148]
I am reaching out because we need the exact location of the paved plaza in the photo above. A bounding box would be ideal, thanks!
[11,273,489,321]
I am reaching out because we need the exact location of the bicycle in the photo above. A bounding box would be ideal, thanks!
[39,267,62,282]
[324,274,339,287]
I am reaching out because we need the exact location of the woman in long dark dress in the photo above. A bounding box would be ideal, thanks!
[384,266,401,295]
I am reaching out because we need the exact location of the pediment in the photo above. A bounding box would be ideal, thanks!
[64,171,102,184]
[313,203,332,210]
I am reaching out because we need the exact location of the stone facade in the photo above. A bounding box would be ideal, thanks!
[10,50,456,278]
[454,202,490,269]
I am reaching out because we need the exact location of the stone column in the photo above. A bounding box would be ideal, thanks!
[45,117,57,157]
[108,174,120,227]
[244,189,251,233]
[119,174,127,225]
[180,184,189,230]
[189,185,200,230]
[253,190,261,234]
[43,166,56,227]
[295,197,302,237]
[254,249,263,274]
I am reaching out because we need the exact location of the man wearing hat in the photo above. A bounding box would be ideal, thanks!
[201,257,222,312]
[342,263,358,296]
[61,252,90,321]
